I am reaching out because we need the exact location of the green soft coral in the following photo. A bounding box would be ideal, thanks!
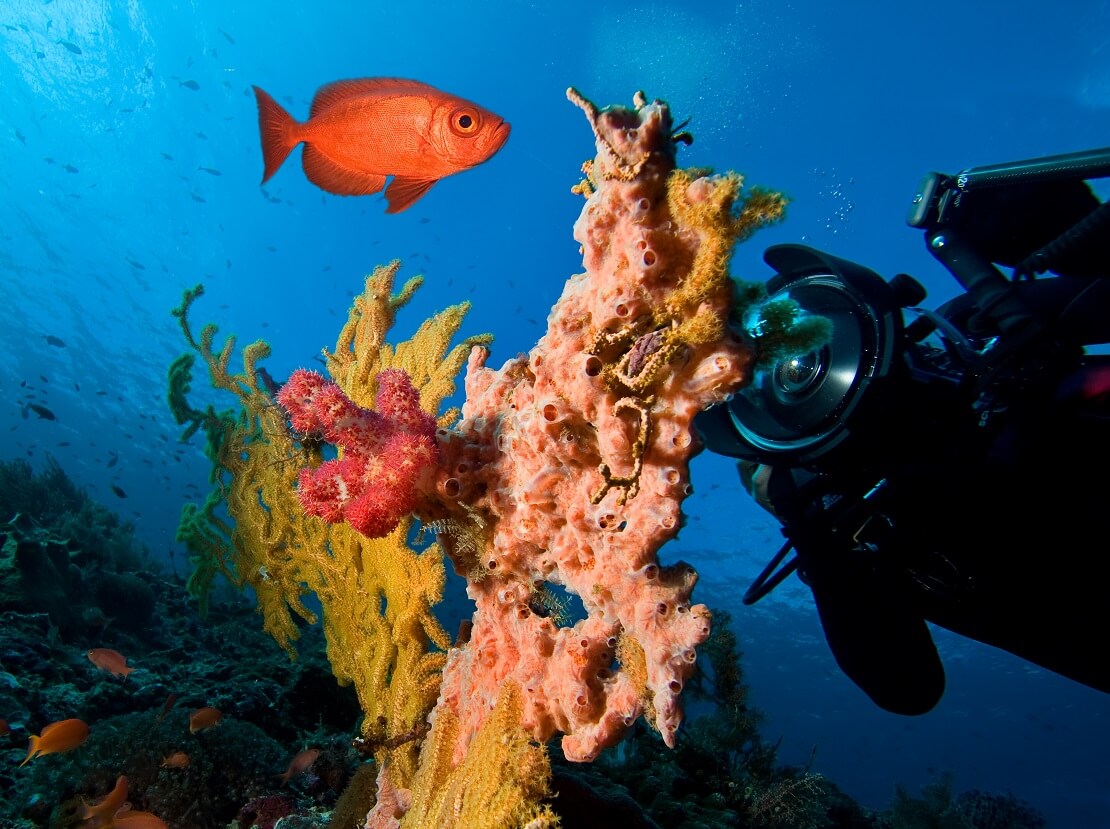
[730,280,833,369]
[177,489,236,619]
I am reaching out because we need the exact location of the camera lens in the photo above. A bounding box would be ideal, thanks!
[722,265,900,466]
[774,350,825,396]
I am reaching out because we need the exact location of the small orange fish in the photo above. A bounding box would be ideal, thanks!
[114,811,170,829]
[82,775,129,826]
[82,777,170,829]
[0,718,8,736]
[87,648,134,678]
[160,751,189,769]
[20,717,90,766]
[252,78,511,213]
[278,747,321,785]
[188,706,223,734]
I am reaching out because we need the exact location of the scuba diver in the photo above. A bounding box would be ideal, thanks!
[694,146,1110,715]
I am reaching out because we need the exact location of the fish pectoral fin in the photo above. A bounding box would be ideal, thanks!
[302,145,387,196]
[385,177,438,213]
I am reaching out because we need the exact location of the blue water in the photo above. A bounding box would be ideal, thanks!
[3,0,1109,824]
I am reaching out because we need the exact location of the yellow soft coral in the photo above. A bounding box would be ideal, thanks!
[402,682,558,829]
[171,261,490,787]
[326,260,493,428]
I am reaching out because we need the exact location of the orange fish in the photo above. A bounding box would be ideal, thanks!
[0,718,8,736]
[278,747,321,785]
[87,648,134,678]
[20,717,89,766]
[160,751,189,769]
[82,776,169,829]
[82,775,129,826]
[114,812,169,829]
[188,706,223,734]
[252,78,511,213]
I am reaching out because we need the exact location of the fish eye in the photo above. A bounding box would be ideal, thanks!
[450,107,481,137]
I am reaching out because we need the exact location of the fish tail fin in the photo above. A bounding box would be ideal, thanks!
[19,736,39,767]
[252,85,301,184]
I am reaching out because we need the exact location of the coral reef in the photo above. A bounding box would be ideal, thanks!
[0,457,1050,829]
[0,563,359,829]
[174,87,790,828]
[0,458,153,636]
[562,608,840,829]
[368,88,787,826]
[0,458,361,829]
[885,773,1048,829]
[235,794,304,829]
[327,763,379,829]
[418,88,787,775]
[952,789,1047,829]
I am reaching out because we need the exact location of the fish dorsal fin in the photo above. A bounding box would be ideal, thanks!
[309,78,440,118]
[385,176,438,213]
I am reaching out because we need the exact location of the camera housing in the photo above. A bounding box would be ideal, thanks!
[717,246,904,465]
[702,245,957,471]
[694,146,1110,713]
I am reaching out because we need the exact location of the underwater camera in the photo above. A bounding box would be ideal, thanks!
[695,146,1110,714]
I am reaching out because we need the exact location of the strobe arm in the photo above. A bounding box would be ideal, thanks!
[907,146,1110,231]
[949,146,1110,193]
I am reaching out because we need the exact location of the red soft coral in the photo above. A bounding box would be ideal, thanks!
[277,368,438,538]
